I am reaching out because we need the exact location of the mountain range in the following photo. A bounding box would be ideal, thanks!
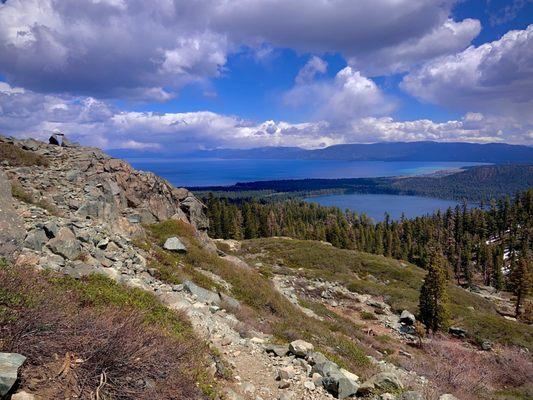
[110,141,533,163]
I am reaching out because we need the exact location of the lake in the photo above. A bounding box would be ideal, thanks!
[304,193,461,222]
[122,158,480,221]
[125,158,484,187]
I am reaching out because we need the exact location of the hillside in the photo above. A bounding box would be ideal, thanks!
[193,164,533,202]
[0,136,531,400]
[188,141,533,163]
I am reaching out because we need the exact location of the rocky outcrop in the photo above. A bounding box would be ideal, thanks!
[1,135,209,237]
[0,171,25,260]
[0,353,26,396]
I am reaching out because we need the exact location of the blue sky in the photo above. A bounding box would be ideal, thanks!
[0,0,531,150]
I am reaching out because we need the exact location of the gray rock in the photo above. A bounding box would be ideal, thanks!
[323,373,359,399]
[357,372,403,396]
[289,340,314,357]
[23,229,48,251]
[47,227,81,260]
[400,391,423,400]
[43,221,59,238]
[0,171,25,260]
[399,310,416,325]
[265,344,289,357]
[11,391,35,400]
[183,280,220,305]
[449,327,467,338]
[163,237,187,253]
[481,340,492,351]
[439,395,459,400]
[367,300,387,310]
[277,366,295,380]
[220,292,240,310]
[311,361,339,377]
[306,351,328,366]
[0,352,26,396]
[62,262,96,278]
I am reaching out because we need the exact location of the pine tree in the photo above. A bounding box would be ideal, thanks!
[419,248,450,333]
[509,253,532,317]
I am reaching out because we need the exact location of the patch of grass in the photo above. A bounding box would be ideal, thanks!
[360,310,377,320]
[240,237,533,350]
[11,180,61,216]
[146,220,373,376]
[0,141,49,167]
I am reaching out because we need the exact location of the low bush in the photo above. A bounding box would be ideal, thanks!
[0,264,213,399]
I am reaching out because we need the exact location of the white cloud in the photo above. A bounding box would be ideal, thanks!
[0,0,229,100]
[285,65,394,122]
[295,56,328,85]
[401,25,533,117]
[348,19,481,75]
[0,0,479,100]
[212,0,478,76]
[1,83,531,150]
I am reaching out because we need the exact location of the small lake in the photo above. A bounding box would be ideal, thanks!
[123,158,485,187]
[304,193,461,222]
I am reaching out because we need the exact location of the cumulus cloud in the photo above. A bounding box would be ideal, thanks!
[0,0,479,101]
[0,0,228,100]
[348,19,481,75]
[401,25,533,117]
[2,82,531,150]
[285,64,394,122]
[212,0,478,76]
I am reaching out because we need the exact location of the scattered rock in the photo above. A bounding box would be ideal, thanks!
[323,374,359,399]
[183,280,220,305]
[481,340,492,351]
[163,237,187,253]
[399,310,416,325]
[357,372,403,396]
[439,395,459,400]
[311,360,339,378]
[11,391,35,400]
[0,352,26,396]
[47,227,81,260]
[265,344,289,357]
[449,327,468,339]
[277,366,295,380]
[0,171,25,260]
[399,391,424,400]
[288,340,314,357]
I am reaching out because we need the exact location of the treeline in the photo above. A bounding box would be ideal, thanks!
[204,189,532,288]
[193,164,533,202]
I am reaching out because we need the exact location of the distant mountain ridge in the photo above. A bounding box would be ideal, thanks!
[195,141,533,163]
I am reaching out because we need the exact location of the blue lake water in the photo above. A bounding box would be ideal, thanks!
[126,158,484,187]
[123,158,482,221]
[304,193,461,222]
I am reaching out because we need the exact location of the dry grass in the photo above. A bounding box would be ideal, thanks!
[0,142,49,167]
[403,338,533,400]
[0,263,213,399]
[10,179,62,216]
[144,220,374,376]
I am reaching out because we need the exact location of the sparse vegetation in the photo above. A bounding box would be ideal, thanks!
[11,179,61,216]
[0,141,49,167]
[142,220,374,376]
[0,263,214,399]
[239,237,533,350]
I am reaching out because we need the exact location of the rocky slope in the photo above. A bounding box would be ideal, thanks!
[0,136,465,400]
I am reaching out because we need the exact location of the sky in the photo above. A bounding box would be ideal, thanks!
[0,0,532,151]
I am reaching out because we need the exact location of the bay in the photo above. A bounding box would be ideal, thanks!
[125,158,485,187]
